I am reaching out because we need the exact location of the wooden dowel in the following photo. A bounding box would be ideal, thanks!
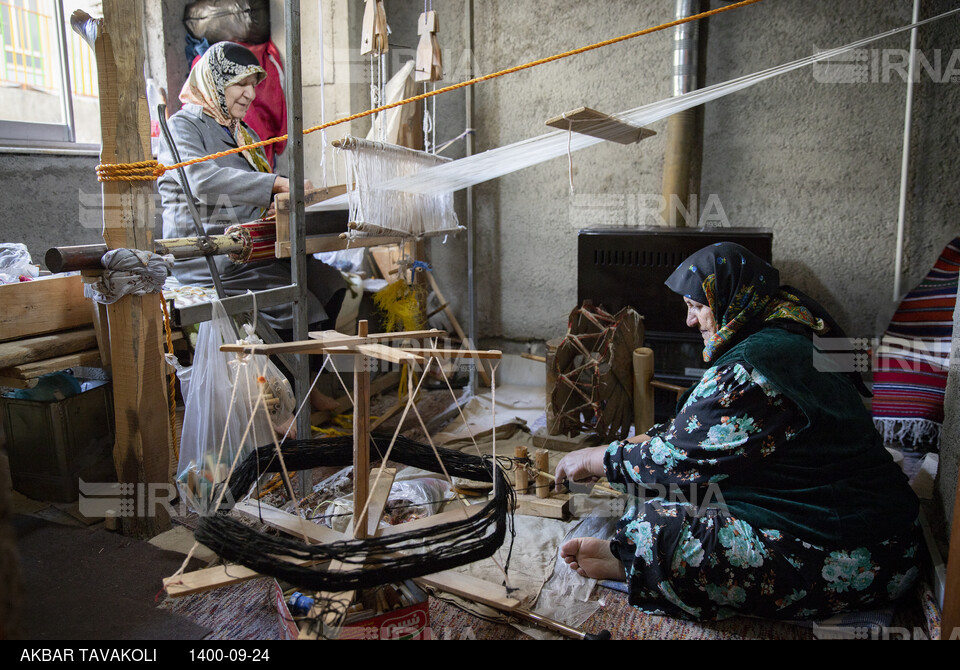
[531,467,623,498]
[514,446,529,494]
[535,450,550,499]
[633,347,655,435]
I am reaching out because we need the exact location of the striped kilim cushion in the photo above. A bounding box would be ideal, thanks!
[872,237,960,448]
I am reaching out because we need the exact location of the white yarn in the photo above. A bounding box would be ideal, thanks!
[308,8,960,211]
[338,136,462,239]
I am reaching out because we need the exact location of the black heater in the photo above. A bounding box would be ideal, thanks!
[578,227,773,382]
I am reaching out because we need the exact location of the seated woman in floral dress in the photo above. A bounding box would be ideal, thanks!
[555,243,921,620]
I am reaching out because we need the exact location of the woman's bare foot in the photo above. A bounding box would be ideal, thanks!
[560,537,626,581]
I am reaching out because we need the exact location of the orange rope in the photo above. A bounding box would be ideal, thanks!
[160,294,180,460]
[96,0,764,182]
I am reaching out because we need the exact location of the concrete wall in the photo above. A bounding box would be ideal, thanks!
[438,0,960,347]
[0,152,103,267]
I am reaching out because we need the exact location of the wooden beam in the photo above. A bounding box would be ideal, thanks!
[0,327,98,369]
[355,343,424,366]
[275,235,405,258]
[514,493,570,520]
[353,321,371,539]
[396,348,503,360]
[545,107,656,145]
[76,1,171,538]
[221,329,446,355]
[0,349,102,381]
[0,274,93,343]
[232,500,345,544]
[415,572,519,611]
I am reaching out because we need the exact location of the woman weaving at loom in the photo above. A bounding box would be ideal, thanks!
[158,42,347,407]
[555,243,922,620]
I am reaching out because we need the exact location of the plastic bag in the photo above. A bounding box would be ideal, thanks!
[175,299,294,513]
[0,243,37,284]
[314,474,454,532]
[383,477,453,525]
[184,0,271,44]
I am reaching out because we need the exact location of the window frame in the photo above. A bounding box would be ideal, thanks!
[0,0,98,153]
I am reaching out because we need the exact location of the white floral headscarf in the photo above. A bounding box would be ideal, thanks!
[180,42,271,172]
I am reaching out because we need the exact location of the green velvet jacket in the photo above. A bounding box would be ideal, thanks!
[683,327,920,546]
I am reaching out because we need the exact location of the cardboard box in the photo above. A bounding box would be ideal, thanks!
[338,582,431,640]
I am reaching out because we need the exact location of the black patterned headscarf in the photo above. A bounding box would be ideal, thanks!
[180,42,271,172]
[665,243,827,362]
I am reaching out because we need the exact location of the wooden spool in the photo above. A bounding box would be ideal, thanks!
[514,446,529,494]
[535,450,550,499]
[633,347,655,435]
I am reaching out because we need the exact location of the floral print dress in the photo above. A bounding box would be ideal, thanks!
[604,361,921,621]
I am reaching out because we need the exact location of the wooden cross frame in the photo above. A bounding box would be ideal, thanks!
[191,320,515,636]
[222,321,502,540]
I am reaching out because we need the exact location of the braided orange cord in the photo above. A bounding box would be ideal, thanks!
[96,0,764,181]
[159,294,180,460]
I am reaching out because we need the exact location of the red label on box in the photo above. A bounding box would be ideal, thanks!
[340,602,430,640]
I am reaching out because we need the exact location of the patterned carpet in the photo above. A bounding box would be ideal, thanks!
[427,581,938,641]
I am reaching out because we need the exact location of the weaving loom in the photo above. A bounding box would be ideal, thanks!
[335,136,462,240]
[872,237,960,448]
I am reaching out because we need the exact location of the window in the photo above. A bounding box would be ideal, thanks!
[0,0,101,148]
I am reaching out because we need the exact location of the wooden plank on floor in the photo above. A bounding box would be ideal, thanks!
[416,571,520,611]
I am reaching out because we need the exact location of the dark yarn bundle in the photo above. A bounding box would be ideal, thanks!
[194,434,515,592]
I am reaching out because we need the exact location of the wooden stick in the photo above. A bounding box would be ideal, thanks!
[353,320,371,539]
[514,446,529,494]
[424,271,492,386]
[633,347,655,436]
[530,467,623,498]
[535,450,551,500]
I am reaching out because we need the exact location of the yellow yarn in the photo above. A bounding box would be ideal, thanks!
[374,279,424,333]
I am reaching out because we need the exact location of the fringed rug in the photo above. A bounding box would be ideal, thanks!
[873,237,960,448]
[158,577,294,641]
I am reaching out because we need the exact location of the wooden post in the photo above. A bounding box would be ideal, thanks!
[633,347,655,435]
[514,446,529,494]
[353,320,371,539]
[535,450,550,499]
[74,2,171,538]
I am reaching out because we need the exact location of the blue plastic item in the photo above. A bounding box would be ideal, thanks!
[10,372,82,402]
[287,592,315,616]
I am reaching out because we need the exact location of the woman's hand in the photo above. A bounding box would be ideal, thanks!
[272,177,314,195]
[626,433,651,444]
[272,176,289,195]
[554,446,607,493]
